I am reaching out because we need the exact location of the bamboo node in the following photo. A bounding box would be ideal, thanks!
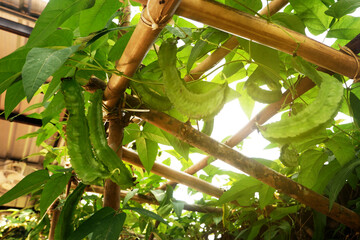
[339,45,360,82]
[141,1,168,30]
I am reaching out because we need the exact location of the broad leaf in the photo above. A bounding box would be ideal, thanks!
[40,172,71,216]
[172,201,185,218]
[350,91,360,128]
[327,158,360,209]
[91,212,126,240]
[0,48,29,95]
[325,0,360,19]
[236,81,255,119]
[123,207,167,224]
[258,184,275,209]
[41,91,65,126]
[218,175,262,205]
[312,158,342,193]
[22,46,79,101]
[271,12,306,35]
[27,0,95,47]
[327,16,360,40]
[225,0,262,15]
[298,150,328,189]
[79,0,120,36]
[136,137,158,172]
[68,207,116,240]
[123,189,139,206]
[187,29,228,72]
[269,205,299,220]
[108,30,134,61]
[289,0,331,35]
[0,170,49,206]
[326,133,356,166]
[54,183,86,240]
[4,80,25,119]
[161,130,189,160]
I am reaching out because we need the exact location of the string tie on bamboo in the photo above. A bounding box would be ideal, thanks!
[340,45,360,82]
[141,0,168,30]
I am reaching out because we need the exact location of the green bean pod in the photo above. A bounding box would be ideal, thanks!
[87,89,134,188]
[158,40,228,120]
[61,78,109,183]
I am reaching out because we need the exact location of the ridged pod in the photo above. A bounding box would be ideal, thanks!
[130,81,172,111]
[61,78,109,183]
[87,90,134,188]
[158,40,228,120]
[260,74,343,143]
[246,68,282,104]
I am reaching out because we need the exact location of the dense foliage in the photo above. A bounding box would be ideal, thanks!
[0,0,360,239]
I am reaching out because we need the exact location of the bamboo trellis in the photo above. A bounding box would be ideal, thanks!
[100,0,360,230]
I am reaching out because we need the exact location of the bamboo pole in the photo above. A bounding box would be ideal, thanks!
[184,0,288,82]
[104,0,181,109]
[131,108,360,230]
[161,34,360,190]
[121,147,224,198]
[103,0,181,208]
[85,186,222,213]
[174,0,360,80]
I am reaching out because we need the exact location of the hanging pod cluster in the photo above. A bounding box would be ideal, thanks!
[61,78,134,188]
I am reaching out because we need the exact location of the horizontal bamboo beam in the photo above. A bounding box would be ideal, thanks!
[175,0,360,80]
[184,0,288,82]
[84,186,222,213]
[121,147,224,198]
[131,108,360,231]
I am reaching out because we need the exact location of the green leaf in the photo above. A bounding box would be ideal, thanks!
[225,0,262,15]
[123,123,141,145]
[54,183,86,240]
[4,80,25,119]
[289,0,331,35]
[79,0,120,36]
[0,169,49,206]
[325,0,360,18]
[123,207,167,225]
[312,159,342,193]
[327,158,360,209]
[298,150,328,189]
[142,123,170,145]
[123,189,139,206]
[136,137,158,172]
[350,91,360,128]
[22,46,79,101]
[108,30,134,61]
[0,48,29,95]
[271,12,306,35]
[41,91,65,125]
[327,16,360,40]
[68,207,116,240]
[312,211,326,240]
[269,205,299,220]
[258,184,275,209]
[91,212,126,240]
[161,130,189,160]
[172,201,185,218]
[250,41,280,74]
[236,81,255,119]
[292,56,322,85]
[218,175,262,205]
[27,0,95,47]
[40,172,71,216]
[187,29,228,72]
[326,133,356,166]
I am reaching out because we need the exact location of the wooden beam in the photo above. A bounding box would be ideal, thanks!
[131,107,360,231]
[175,0,359,79]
